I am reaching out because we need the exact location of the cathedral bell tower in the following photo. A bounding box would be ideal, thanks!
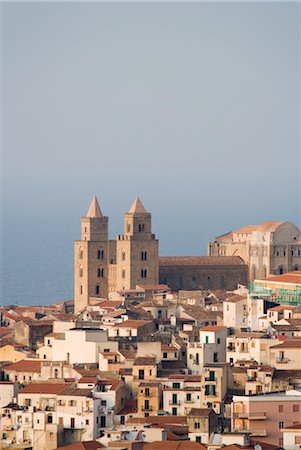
[74,196,109,314]
[116,197,159,290]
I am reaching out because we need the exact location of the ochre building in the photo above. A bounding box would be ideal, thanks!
[74,196,248,313]
[208,221,301,281]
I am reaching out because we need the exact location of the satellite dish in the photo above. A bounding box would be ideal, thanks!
[255,444,262,450]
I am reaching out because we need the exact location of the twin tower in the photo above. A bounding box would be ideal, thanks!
[74,196,159,313]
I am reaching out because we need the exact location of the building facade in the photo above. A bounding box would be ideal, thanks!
[74,196,249,313]
[208,221,301,281]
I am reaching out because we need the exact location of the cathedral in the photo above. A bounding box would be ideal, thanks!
[74,196,248,313]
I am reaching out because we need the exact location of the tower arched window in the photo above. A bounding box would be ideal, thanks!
[141,251,147,261]
[141,269,147,278]
[138,224,145,232]
[122,270,126,279]
[207,276,212,289]
[191,276,197,289]
[220,275,226,289]
[98,268,104,278]
[79,249,83,259]
[80,285,83,295]
[96,285,100,295]
[97,249,104,260]
[79,268,83,278]
[127,223,131,232]
[122,251,126,261]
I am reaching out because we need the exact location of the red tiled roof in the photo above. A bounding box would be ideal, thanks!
[4,359,42,373]
[20,381,71,394]
[113,320,152,329]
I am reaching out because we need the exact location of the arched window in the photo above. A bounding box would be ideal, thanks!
[141,251,147,261]
[79,249,83,259]
[122,270,126,279]
[207,276,212,289]
[127,223,131,232]
[97,249,104,260]
[192,276,197,289]
[220,275,226,289]
[79,268,83,277]
[278,266,284,275]
[96,285,100,295]
[141,269,147,278]
[263,266,267,278]
[80,285,83,295]
[122,251,126,261]
[138,224,145,232]
[97,268,104,278]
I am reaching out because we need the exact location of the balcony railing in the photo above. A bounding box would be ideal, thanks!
[233,428,267,437]
[233,412,267,420]
[169,400,181,405]
[205,377,216,382]
[227,347,235,352]
[276,358,290,364]
[142,406,153,411]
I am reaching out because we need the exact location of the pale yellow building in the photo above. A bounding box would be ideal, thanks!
[208,221,301,280]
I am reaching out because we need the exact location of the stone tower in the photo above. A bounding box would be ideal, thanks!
[74,196,109,314]
[115,197,159,290]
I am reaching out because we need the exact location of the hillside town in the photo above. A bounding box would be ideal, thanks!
[1,197,301,450]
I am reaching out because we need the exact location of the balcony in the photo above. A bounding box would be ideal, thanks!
[251,429,267,437]
[142,406,153,411]
[169,400,181,405]
[276,358,290,364]
[205,377,216,382]
[227,347,235,352]
[233,412,267,420]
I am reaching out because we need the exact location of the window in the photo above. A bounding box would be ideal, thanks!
[172,382,180,389]
[163,352,168,359]
[141,251,147,261]
[186,393,192,402]
[122,252,126,261]
[86,419,89,425]
[79,249,83,259]
[205,336,209,344]
[79,268,83,277]
[96,285,100,295]
[69,400,77,407]
[213,352,218,362]
[80,285,83,295]
[279,405,283,413]
[194,422,200,429]
[138,224,145,232]
[172,407,177,416]
[293,405,299,412]
[141,269,147,278]
[122,270,126,278]
[205,385,216,396]
[98,268,104,277]
[97,249,104,259]
[279,421,284,429]
[138,369,145,380]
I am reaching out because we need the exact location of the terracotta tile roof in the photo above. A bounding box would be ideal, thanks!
[56,441,105,450]
[159,256,246,266]
[4,359,42,373]
[116,399,137,415]
[161,344,178,351]
[268,305,297,312]
[257,272,301,284]
[188,408,212,417]
[134,357,156,365]
[271,340,301,349]
[58,387,92,397]
[143,442,206,449]
[126,415,187,426]
[200,325,226,332]
[136,284,171,291]
[113,320,152,329]
[20,382,71,394]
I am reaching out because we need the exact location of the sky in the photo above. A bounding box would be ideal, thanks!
[1,2,301,304]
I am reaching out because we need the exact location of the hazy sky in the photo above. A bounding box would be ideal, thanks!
[1,2,301,302]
